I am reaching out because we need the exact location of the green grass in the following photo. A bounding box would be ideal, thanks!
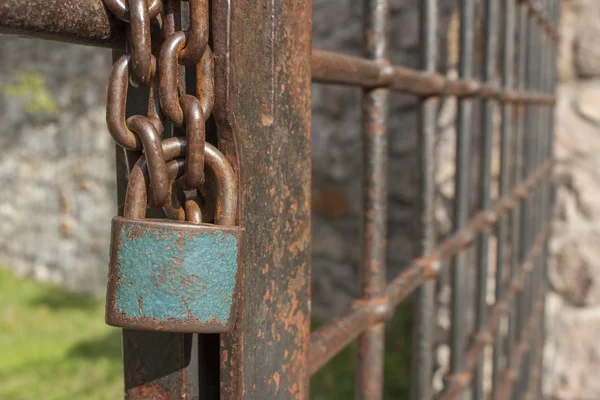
[0,268,123,400]
[0,268,412,399]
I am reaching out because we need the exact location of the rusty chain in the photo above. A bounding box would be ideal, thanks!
[103,0,217,217]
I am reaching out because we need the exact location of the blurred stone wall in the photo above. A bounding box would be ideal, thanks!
[544,1,600,398]
[0,38,114,294]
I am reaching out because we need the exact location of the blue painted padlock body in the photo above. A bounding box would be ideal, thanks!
[106,216,242,333]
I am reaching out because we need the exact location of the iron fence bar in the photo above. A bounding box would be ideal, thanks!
[492,2,517,398]
[447,0,475,394]
[513,10,539,399]
[311,50,554,105]
[506,2,529,381]
[411,0,437,398]
[357,0,390,398]
[212,0,313,397]
[309,157,552,376]
[437,223,551,400]
[527,5,549,396]
[472,1,500,398]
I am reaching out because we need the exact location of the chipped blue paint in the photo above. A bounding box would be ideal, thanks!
[115,226,238,323]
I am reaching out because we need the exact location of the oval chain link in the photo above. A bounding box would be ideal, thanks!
[103,0,218,214]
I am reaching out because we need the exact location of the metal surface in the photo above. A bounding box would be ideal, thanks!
[492,2,517,398]
[211,0,313,398]
[411,0,437,399]
[106,138,241,333]
[449,0,475,390]
[472,2,499,398]
[311,50,555,105]
[309,161,552,376]
[357,0,390,398]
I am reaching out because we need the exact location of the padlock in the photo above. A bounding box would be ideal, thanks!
[106,138,242,333]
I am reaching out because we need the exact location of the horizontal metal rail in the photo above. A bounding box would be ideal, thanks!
[0,0,125,48]
[438,224,551,400]
[308,160,552,375]
[496,289,547,400]
[311,50,555,104]
[0,0,560,49]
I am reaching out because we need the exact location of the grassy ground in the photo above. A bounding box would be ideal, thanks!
[0,268,412,399]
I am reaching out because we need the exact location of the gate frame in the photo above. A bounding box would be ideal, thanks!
[0,0,559,398]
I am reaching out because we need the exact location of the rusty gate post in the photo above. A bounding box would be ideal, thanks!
[212,1,312,398]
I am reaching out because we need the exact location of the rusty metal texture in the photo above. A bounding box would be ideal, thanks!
[106,215,242,333]
[311,50,555,105]
[0,0,560,397]
[158,31,188,127]
[472,1,500,398]
[179,94,206,190]
[438,224,551,400]
[0,0,126,48]
[177,0,208,66]
[357,0,390,398]
[411,1,437,398]
[308,160,552,374]
[127,0,153,87]
[124,115,170,207]
[104,0,162,21]
[449,0,475,386]
[1,0,561,51]
[492,2,517,398]
[209,0,312,398]
[107,144,241,332]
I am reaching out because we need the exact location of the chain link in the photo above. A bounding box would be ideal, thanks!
[103,0,218,218]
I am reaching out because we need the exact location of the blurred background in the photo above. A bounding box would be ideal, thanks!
[0,0,597,398]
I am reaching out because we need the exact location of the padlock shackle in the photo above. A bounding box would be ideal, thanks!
[124,137,238,226]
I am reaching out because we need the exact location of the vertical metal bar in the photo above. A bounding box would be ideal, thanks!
[411,1,437,399]
[492,2,516,398]
[448,0,475,392]
[513,8,539,399]
[213,0,313,398]
[505,4,528,392]
[472,0,499,398]
[357,0,390,398]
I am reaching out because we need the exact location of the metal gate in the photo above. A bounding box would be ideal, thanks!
[0,0,558,398]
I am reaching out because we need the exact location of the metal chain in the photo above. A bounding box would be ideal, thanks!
[103,0,217,217]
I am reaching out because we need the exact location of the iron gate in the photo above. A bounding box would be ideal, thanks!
[0,0,558,398]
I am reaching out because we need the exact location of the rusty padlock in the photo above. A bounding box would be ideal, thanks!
[106,138,242,333]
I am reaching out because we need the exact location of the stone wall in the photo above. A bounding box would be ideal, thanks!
[0,38,114,294]
[544,1,600,398]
